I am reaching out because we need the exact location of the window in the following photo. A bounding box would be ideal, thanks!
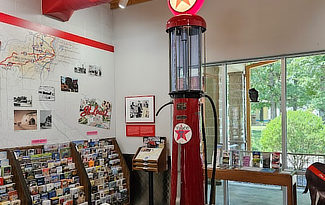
[204,52,325,205]
[286,54,325,170]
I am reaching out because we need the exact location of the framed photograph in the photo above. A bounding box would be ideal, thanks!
[125,95,155,123]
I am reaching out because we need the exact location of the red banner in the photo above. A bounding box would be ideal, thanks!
[31,139,48,145]
[126,125,155,137]
[86,131,98,136]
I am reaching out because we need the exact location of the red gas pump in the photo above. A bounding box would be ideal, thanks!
[167,14,206,205]
[157,1,219,205]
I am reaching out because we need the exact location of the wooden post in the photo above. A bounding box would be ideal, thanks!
[245,65,251,151]
[70,143,91,205]
[7,150,32,205]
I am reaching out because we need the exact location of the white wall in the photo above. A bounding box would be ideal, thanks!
[113,1,171,154]
[0,0,116,148]
[113,0,325,153]
[0,0,114,45]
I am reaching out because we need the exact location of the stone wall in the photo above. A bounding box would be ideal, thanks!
[228,72,246,150]
[205,66,222,163]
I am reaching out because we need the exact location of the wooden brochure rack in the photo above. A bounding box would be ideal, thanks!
[0,137,130,205]
[4,149,32,205]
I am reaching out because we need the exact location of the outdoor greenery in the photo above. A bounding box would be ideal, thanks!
[260,110,325,154]
[250,54,325,120]
[259,110,325,169]
[250,54,325,168]
[250,61,281,119]
[251,128,262,151]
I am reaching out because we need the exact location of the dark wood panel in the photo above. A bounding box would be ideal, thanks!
[112,138,130,205]
[70,143,91,205]
[7,151,32,205]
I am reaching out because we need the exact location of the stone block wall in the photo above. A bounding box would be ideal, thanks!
[228,72,246,150]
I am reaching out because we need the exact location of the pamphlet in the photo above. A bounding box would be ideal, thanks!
[252,151,261,168]
[134,147,163,161]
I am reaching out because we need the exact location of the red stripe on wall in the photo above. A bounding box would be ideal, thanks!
[0,12,114,52]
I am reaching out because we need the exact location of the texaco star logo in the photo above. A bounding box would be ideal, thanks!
[169,0,197,13]
[174,123,192,144]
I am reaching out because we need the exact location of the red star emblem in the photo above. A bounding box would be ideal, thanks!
[175,0,191,8]
[175,129,190,141]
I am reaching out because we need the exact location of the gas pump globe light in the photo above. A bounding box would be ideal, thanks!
[168,0,205,16]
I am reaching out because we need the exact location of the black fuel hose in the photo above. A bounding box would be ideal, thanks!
[156,101,173,116]
[201,103,208,204]
[204,94,218,205]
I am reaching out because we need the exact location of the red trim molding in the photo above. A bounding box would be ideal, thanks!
[0,12,114,52]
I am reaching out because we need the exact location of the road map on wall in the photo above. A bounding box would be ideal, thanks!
[0,13,115,146]
[0,29,78,79]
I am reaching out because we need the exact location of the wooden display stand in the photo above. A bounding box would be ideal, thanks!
[132,138,167,205]
[132,142,167,173]
[8,144,91,205]
[0,138,130,205]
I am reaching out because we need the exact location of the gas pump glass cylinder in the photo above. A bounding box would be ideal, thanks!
[169,25,203,92]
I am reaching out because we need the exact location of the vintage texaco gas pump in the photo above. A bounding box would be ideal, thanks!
[166,0,207,204]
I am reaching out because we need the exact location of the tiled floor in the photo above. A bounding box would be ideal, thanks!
[211,181,310,205]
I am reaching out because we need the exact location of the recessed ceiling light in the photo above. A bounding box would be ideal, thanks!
[118,0,129,9]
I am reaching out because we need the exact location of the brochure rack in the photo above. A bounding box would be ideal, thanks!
[72,138,130,205]
[12,144,87,205]
[4,150,32,205]
[0,137,130,205]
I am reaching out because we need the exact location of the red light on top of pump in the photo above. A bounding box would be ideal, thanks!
[167,0,204,16]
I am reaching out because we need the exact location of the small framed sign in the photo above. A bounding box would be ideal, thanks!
[125,95,155,123]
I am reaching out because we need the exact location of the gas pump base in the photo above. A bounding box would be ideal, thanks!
[170,90,205,205]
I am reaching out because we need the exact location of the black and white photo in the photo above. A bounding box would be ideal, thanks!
[88,65,102,77]
[40,110,52,129]
[74,64,87,74]
[125,95,155,123]
[13,95,32,107]
[39,86,55,101]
